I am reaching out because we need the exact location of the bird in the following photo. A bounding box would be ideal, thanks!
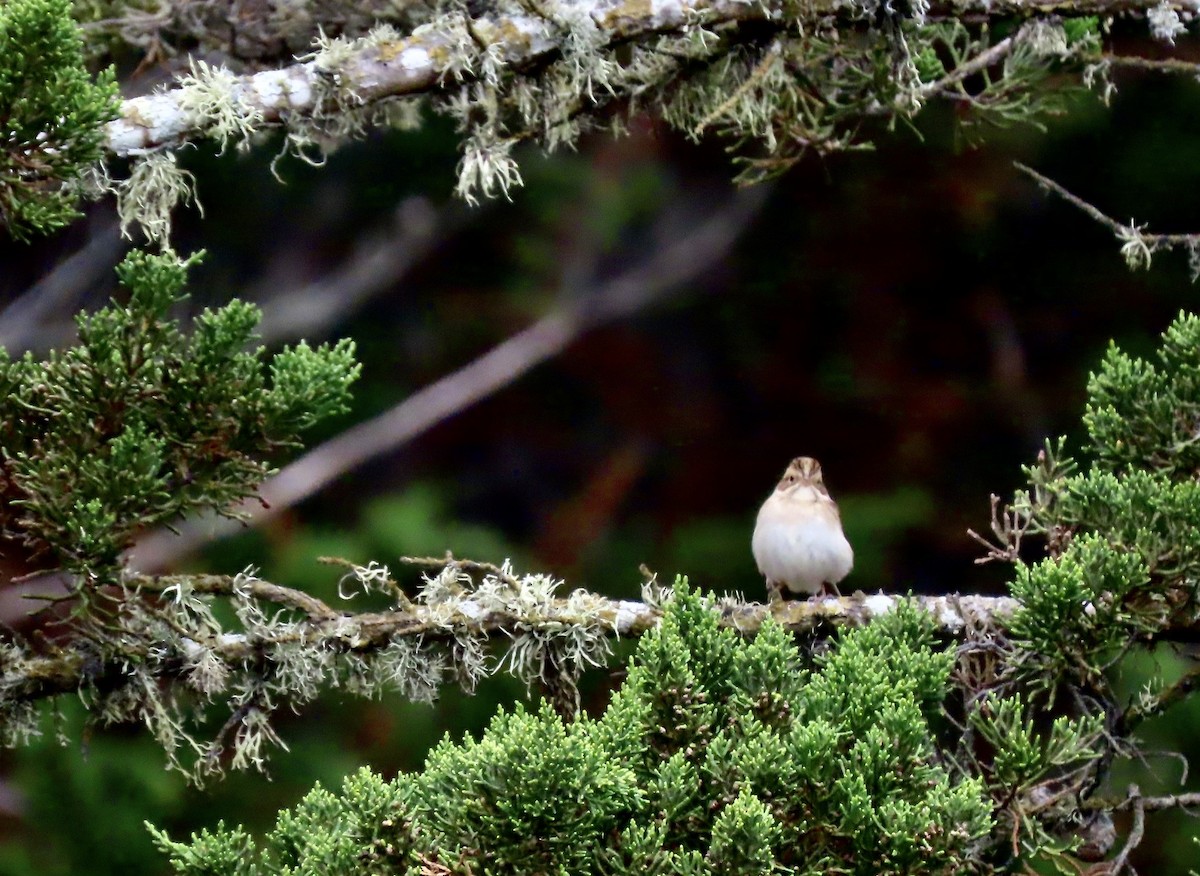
[752,456,853,602]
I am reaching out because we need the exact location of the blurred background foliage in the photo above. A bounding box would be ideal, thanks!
[3,30,1200,874]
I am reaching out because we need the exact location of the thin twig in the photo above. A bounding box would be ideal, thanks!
[127,572,339,620]
[1108,785,1145,875]
[967,493,1030,564]
[1015,162,1133,236]
[1103,53,1200,75]
[919,35,1015,98]
[1014,161,1200,273]
[1084,789,1200,813]
[398,554,521,585]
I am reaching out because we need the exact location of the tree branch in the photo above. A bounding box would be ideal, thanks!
[253,196,463,346]
[22,578,1200,712]
[1103,53,1200,75]
[1108,785,1145,876]
[0,586,1018,707]
[103,0,1180,158]
[1084,789,1200,813]
[0,217,123,354]
[919,35,1015,98]
[104,0,768,157]
[126,185,768,571]
[130,573,340,620]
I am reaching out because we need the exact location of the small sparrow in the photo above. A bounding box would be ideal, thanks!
[752,456,853,602]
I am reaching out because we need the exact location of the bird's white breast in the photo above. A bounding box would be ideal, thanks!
[752,488,853,594]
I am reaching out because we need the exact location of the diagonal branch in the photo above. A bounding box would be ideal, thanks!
[1015,161,1200,276]
[126,185,768,571]
[1084,789,1200,813]
[253,196,466,346]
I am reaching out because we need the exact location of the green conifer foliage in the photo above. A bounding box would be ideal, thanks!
[993,312,1200,695]
[0,250,360,580]
[960,310,1200,865]
[150,585,995,875]
[0,0,118,238]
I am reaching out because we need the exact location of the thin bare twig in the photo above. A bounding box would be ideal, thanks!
[1014,161,1200,276]
[1108,785,1145,875]
[1103,54,1200,75]
[920,35,1015,98]
[1016,162,1135,237]
[967,493,1034,564]
[1084,789,1200,813]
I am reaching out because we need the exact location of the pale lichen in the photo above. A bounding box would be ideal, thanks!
[555,1,618,100]
[379,636,449,703]
[114,151,200,244]
[455,130,523,204]
[1148,1,1187,43]
[1118,221,1154,270]
[227,702,288,773]
[177,59,265,152]
[1023,19,1069,58]
[337,560,394,600]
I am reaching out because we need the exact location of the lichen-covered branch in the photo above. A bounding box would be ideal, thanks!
[101,0,1178,158]
[103,0,770,158]
[16,497,1200,780]
[1,570,1021,707]
[0,557,1036,776]
[10,0,1199,244]
[98,0,1169,240]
